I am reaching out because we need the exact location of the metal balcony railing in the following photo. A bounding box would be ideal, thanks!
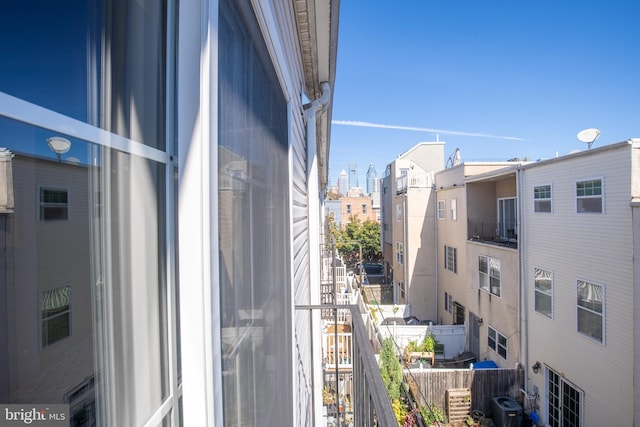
[396,172,433,194]
[298,305,396,426]
[349,305,397,426]
[467,219,518,248]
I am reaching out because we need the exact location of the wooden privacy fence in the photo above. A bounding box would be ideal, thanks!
[406,368,524,416]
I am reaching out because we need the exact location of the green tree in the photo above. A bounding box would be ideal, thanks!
[334,216,382,266]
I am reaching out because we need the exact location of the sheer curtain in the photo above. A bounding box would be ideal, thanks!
[218,0,292,424]
[94,1,173,425]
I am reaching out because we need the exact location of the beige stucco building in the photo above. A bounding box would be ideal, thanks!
[381,142,444,321]
[435,162,525,368]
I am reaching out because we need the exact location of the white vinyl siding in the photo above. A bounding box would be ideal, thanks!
[521,144,633,426]
[290,86,314,427]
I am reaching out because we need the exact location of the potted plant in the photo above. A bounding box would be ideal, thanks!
[405,334,439,366]
[421,404,446,426]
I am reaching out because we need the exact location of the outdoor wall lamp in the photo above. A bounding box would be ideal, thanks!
[532,361,541,374]
[477,318,483,325]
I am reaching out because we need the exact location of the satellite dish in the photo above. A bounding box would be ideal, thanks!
[446,148,461,168]
[46,136,72,161]
[577,128,600,150]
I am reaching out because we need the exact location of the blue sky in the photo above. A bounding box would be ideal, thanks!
[328,1,640,187]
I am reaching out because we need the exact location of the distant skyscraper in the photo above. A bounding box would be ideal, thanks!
[348,163,358,190]
[366,163,377,195]
[338,169,348,195]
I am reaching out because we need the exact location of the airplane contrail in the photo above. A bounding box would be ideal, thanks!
[332,120,524,141]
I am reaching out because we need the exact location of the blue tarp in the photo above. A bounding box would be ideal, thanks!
[471,360,499,369]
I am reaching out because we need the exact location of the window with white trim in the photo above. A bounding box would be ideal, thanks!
[450,198,457,220]
[479,255,501,296]
[41,284,71,347]
[40,187,69,220]
[437,200,446,219]
[0,1,180,424]
[395,241,403,264]
[488,326,507,360]
[534,268,553,318]
[444,291,453,314]
[497,197,517,240]
[577,280,604,342]
[395,203,402,222]
[576,178,603,213]
[548,368,583,427]
[534,184,552,213]
[444,245,457,273]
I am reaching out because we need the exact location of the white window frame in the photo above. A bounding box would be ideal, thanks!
[533,184,552,213]
[534,267,553,318]
[444,245,457,274]
[575,177,604,214]
[395,203,402,222]
[39,186,69,221]
[450,198,457,221]
[547,368,584,427]
[487,325,507,360]
[437,200,446,220]
[444,291,453,314]
[40,284,72,348]
[396,241,404,264]
[0,2,182,424]
[497,197,517,240]
[479,255,501,297]
[576,279,605,343]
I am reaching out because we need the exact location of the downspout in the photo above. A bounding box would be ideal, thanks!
[305,82,332,153]
[403,192,409,308]
[303,82,331,427]
[434,181,439,324]
[517,165,528,391]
